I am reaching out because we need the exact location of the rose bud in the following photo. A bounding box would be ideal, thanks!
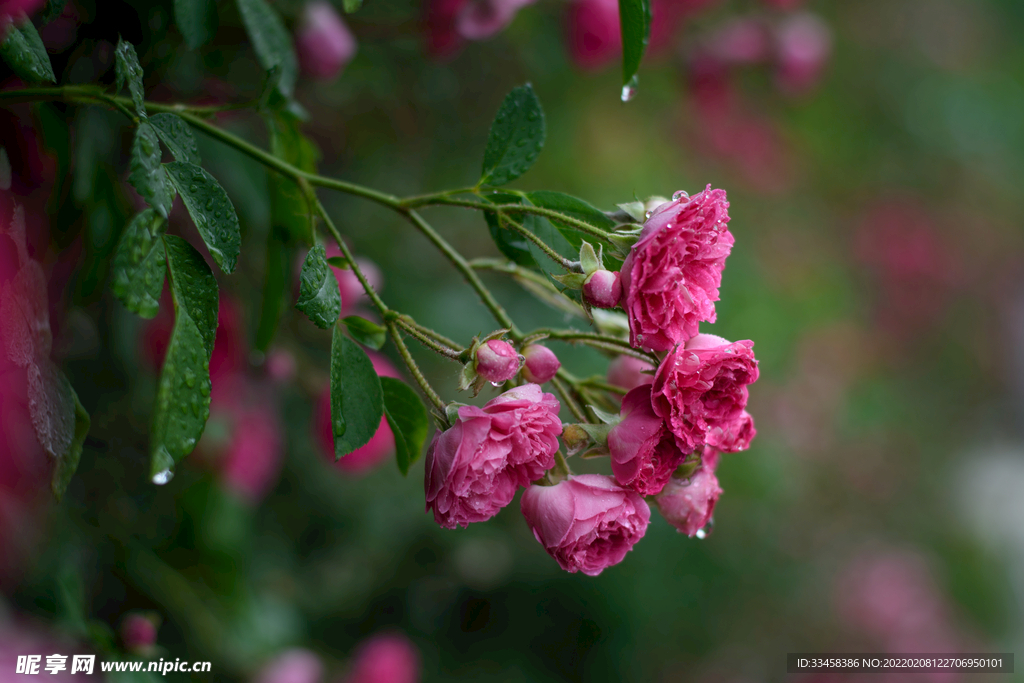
[619,186,734,351]
[608,385,688,495]
[295,1,358,80]
[455,0,536,41]
[344,632,420,683]
[425,384,561,529]
[520,474,650,576]
[254,649,323,683]
[565,0,621,71]
[607,355,655,392]
[521,344,560,384]
[774,12,831,95]
[582,269,622,309]
[120,612,158,653]
[475,339,521,384]
[654,449,722,537]
[651,333,758,453]
[317,352,401,474]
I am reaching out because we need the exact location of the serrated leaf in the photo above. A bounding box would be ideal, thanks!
[381,377,429,475]
[237,0,298,98]
[174,0,218,50]
[330,326,384,459]
[482,192,537,268]
[296,245,341,329]
[618,0,651,100]
[149,235,218,483]
[150,113,201,165]
[342,0,362,12]
[111,209,166,318]
[52,383,89,502]
[0,16,56,83]
[164,161,241,274]
[129,123,174,219]
[114,38,146,118]
[343,315,386,350]
[480,84,545,187]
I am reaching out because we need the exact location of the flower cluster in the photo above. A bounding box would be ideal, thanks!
[424,186,759,575]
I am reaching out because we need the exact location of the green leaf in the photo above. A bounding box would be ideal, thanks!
[150,113,201,165]
[254,228,293,351]
[265,111,319,243]
[342,0,362,13]
[480,84,545,187]
[114,38,147,118]
[0,16,56,84]
[482,192,538,268]
[174,0,218,50]
[343,315,386,350]
[149,235,218,483]
[111,209,167,318]
[296,245,341,329]
[523,191,621,267]
[326,256,348,269]
[164,161,241,274]
[380,377,429,475]
[129,123,174,219]
[330,327,384,459]
[236,0,298,98]
[618,0,651,101]
[52,384,90,502]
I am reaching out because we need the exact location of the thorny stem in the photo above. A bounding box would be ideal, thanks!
[497,212,576,271]
[387,321,448,414]
[551,374,587,423]
[395,318,464,360]
[397,315,463,351]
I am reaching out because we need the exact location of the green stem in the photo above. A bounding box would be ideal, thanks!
[551,374,587,423]
[535,329,658,365]
[396,317,463,360]
[387,321,447,413]
[498,212,576,270]
[397,315,464,351]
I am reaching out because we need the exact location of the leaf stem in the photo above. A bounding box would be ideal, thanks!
[551,374,587,423]
[497,212,576,271]
[395,317,464,360]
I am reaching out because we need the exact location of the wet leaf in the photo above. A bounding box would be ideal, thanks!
[52,384,90,502]
[114,38,147,118]
[618,0,651,101]
[129,123,174,219]
[343,315,386,350]
[480,84,545,187]
[150,113,201,165]
[236,0,298,98]
[330,327,383,459]
[28,360,75,460]
[0,16,56,83]
[174,0,218,50]
[296,245,341,329]
[482,192,538,268]
[111,209,166,318]
[381,377,429,476]
[164,161,241,273]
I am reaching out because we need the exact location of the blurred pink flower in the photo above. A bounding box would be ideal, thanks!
[316,352,400,475]
[343,632,420,683]
[0,0,45,23]
[425,384,561,528]
[455,0,535,41]
[773,12,831,94]
[218,402,284,504]
[521,474,650,576]
[254,648,324,683]
[296,1,357,80]
[120,612,158,653]
[620,186,733,351]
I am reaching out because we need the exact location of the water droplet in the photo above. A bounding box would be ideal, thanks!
[620,75,639,103]
[695,517,714,540]
[189,184,198,192]
[490,381,503,387]
[672,190,689,201]
[152,469,173,485]
[644,211,653,219]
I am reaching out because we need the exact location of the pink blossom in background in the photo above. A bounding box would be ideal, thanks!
[654,447,722,536]
[0,0,45,23]
[647,0,720,56]
[651,334,759,453]
[565,0,620,70]
[759,0,803,9]
[620,186,734,351]
[474,339,521,383]
[607,355,655,392]
[322,245,383,317]
[425,384,561,529]
[520,474,650,576]
[254,648,324,683]
[265,348,298,383]
[608,384,688,495]
[343,632,420,683]
[773,12,831,95]
[424,0,468,59]
[219,403,284,504]
[455,0,536,41]
[520,344,560,384]
[317,352,400,474]
[296,1,358,80]
[119,612,158,653]
[705,17,772,66]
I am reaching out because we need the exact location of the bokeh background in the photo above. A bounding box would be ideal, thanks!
[2,0,1023,680]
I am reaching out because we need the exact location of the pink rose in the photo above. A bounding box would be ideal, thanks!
[608,385,687,495]
[651,333,758,453]
[296,1,357,80]
[654,448,722,536]
[520,474,650,576]
[424,384,561,529]
[474,339,521,383]
[521,344,560,384]
[316,353,400,474]
[619,186,734,351]
[343,632,420,683]
[607,355,654,392]
[254,649,323,683]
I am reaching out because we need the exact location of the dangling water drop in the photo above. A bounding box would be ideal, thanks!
[695,517,714,539]
[620,75,639,103]
[152,469,174,485]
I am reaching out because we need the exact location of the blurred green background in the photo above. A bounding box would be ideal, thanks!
[2,0,1023,680]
